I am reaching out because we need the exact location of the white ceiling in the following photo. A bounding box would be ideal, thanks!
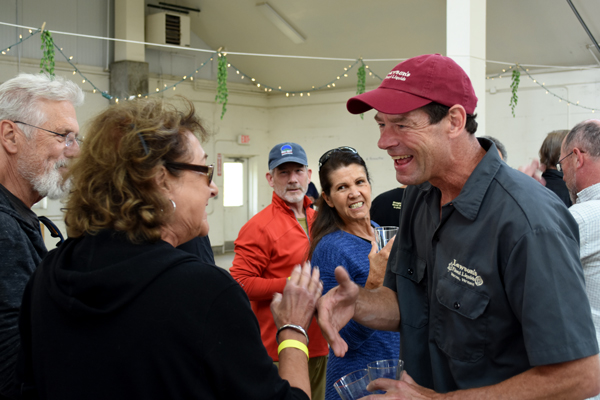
[162,0,600,92]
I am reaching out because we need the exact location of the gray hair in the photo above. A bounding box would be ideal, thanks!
[564,120,600,157]
[482,135,508,161]
[0,73,84,139]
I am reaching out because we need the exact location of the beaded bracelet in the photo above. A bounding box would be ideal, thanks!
[276,324,309,345]
[278,340,309,360]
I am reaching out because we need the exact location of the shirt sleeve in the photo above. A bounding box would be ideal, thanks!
[312,234,376,350]
[0,213,40,398]
[229,222,287,301]
[504,227,599,366]
[203,283,309,400]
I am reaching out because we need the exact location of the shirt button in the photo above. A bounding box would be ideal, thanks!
[454,302,460,309]
[407,268,414,275]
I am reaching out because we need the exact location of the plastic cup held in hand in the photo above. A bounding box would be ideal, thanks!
[367,359,404,381]
[333,369,372,400]
[374,226,399,251]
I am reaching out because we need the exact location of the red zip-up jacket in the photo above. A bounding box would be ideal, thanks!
[230,192,328,361]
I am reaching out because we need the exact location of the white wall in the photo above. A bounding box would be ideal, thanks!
[485,68,600,168]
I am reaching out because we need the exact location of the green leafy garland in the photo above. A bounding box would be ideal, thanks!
[215,52,228,120]
[509,67,520,117]
[356,60,366,119]
[40,30,55,76]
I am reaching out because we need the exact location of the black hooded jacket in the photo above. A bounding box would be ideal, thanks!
[17,230,308,400]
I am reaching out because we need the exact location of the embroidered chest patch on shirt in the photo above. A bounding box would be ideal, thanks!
[447,259,484,287]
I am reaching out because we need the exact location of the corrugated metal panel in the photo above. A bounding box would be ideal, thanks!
[0,0,111,70]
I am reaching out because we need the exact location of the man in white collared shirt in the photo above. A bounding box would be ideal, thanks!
[560,120,600,393]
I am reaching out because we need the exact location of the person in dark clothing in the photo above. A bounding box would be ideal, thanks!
[16,98,321,400]
[177,235,215,264]
[370,187,405,227]
[317,54,600,399]
[540,129,572,207]
[0,73,84,400]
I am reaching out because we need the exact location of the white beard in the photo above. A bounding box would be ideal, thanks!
[19,157,71,200]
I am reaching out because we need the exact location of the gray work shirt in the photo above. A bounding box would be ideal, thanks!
[383,138,598,393]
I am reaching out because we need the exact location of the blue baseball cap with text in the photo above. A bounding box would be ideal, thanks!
[268,142,308,170]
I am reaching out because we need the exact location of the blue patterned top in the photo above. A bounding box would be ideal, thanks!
[311,227,400,400]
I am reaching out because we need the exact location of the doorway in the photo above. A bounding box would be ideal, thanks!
[222,156,250,249]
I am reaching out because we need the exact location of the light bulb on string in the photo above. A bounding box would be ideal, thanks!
[307,93,310,97]
[251,78,255,82]
[72,71,76,75]
[286,93,289,97]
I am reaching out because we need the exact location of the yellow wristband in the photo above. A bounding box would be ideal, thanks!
[277,339,309,360]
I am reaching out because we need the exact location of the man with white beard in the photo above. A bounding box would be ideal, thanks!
[0,73,83,399]
[230,142,329,400]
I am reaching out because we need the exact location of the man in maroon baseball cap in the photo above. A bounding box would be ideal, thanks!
[317,54,600,399]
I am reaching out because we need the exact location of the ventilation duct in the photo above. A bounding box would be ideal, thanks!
[146,12,190,47]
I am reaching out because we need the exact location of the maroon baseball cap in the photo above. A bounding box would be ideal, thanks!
[347,54,478,115]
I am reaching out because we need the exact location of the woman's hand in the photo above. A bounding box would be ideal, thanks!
[270,261,323,332]
[365,236,395,289]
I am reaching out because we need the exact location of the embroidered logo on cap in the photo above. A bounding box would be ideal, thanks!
[281,144,293,156]
[385,70,411,82]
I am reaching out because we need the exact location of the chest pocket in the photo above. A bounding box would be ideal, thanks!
[390,249,428,329]
[434,276,489,362]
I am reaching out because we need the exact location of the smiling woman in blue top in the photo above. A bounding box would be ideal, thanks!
[309,147,398,400]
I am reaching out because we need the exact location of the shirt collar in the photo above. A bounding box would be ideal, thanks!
[576,182,600,203]
[417,137,502,221]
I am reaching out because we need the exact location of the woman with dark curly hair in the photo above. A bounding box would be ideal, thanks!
[16,98,321,400]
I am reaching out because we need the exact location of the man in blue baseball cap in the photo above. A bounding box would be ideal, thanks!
[230,142,329,400]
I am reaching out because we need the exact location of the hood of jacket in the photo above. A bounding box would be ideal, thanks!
[39,230,199,317]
